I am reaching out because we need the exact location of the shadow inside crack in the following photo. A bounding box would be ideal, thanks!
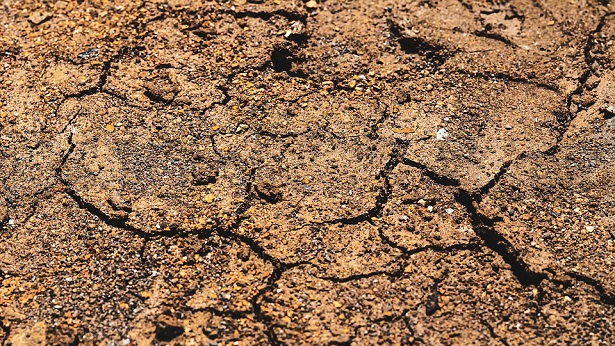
[454,189,546,287]
[270,46,308,78]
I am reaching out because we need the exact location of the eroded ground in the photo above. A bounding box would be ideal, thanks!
[0,0,614,344]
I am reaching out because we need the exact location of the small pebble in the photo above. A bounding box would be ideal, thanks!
[436,128,448,141]
[504,124,512,130]
[305,0,318,9]
[541,232,553,240]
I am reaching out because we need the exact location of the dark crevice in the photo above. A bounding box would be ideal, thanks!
[600,106,615,119]
[321,139,409,225]
[214,223,283,269]
[209,134,227,160]
[254,186,281,204]
[254,129,311,139]
[216,84,232,106]
[400,158,460,187]
[480,318,511,346]
[60,186,150,238]
[403,155,546,287]
[547,12,615,156]
[185,306,251,319]
[1,322,11,346]
[63,86,100,99]
[367,101,391,140]
[191,29,216,40]
[478,157,519,195]
[388,20,452,67]
[54,133,147,237]
[54,132,191,242]
[270,46,308,78]
[561,272,615,306]
[143,89,177,104]
[454,189,546,287]
[425,282,439,316]
[400,154,545,287]
[473,30,517,47]
[249,261,310,346]
[319,242,480,284]
[59,105,83,134]
[457,0,474,10]
[61,60,112,100]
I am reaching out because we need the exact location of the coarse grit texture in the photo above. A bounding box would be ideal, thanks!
[0,0,614,345]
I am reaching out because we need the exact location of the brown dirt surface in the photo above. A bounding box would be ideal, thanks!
[1,0,614,345]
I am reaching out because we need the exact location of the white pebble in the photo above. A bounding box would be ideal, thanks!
[436,128,449,141]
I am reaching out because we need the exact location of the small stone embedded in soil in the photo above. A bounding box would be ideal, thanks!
[505,124,513,130]
[306,0,319,9]
[436,128,449,140]
[78,48,99,60]
[27,11,52,25]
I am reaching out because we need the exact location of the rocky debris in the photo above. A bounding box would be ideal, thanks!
[27,12,52,26]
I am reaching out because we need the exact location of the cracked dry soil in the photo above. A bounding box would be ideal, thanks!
[0,0,614,345]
